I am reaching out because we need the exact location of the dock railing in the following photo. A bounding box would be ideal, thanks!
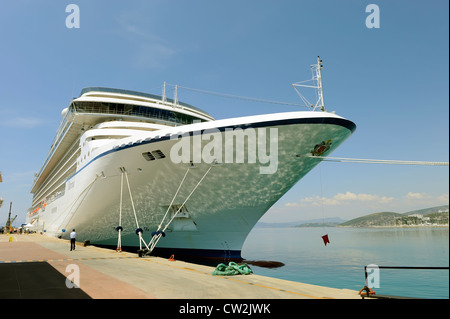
[362,265,449,299]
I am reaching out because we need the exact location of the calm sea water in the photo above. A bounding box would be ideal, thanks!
[241,226,449,299]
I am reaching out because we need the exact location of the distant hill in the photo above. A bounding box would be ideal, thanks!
[255,221,299,228]
[339,205,449,227]
[294,222,342,228]
[256,217,346,228]
[339,212,402,227]
[402,205,449,216]
[255,205,449,228]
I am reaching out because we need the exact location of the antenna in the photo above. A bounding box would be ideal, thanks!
[174,84,178,106]
[162,81,167,103]
[292,56,326,112]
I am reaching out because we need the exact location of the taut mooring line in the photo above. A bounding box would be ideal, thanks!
[297,155,449,166]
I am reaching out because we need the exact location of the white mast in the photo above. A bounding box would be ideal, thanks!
[315,56,325,111]
[292,56,326,112]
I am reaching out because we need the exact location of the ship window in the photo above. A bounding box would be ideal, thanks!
[142,152,156,161]
[152,150,166,159]
[142,150,166,161]
[73,101,206,125]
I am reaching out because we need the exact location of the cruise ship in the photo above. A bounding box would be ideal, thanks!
[27,58,356,259]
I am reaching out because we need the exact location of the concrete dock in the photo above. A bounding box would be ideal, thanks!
[0,233,360,299]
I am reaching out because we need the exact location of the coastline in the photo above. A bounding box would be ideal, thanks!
[336,224,449,229]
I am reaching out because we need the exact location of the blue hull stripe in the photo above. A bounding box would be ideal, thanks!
[67,116,355,182]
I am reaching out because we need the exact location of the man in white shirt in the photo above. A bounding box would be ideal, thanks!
[70,229,76,251]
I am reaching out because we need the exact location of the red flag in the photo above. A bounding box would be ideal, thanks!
[322,234,330,246]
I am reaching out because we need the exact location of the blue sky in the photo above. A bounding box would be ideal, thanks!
[0,0,448,225]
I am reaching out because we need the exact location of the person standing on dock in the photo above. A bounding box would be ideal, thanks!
[70,229,76,251]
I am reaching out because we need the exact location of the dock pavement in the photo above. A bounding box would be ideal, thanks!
[0,233,361,300]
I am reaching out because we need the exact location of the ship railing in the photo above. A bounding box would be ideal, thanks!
[72,102,200,126]
[33,109,75,185]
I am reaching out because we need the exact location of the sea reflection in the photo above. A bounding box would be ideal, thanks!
[242,226,449,298]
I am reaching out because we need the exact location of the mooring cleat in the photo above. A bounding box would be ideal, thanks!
[137,249,150,257]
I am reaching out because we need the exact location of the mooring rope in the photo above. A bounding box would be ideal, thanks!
[122,168,150,251]
[300,155,449,166]
[146,167,190,252]
[162,166,212,234]
[158,167,190,232]
[116,171,124,252]
[147,166,213,255]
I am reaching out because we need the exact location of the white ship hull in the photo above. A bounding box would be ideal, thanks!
[30,111,355,259]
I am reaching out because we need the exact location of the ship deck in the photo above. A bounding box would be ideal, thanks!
[0,234,360,301]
